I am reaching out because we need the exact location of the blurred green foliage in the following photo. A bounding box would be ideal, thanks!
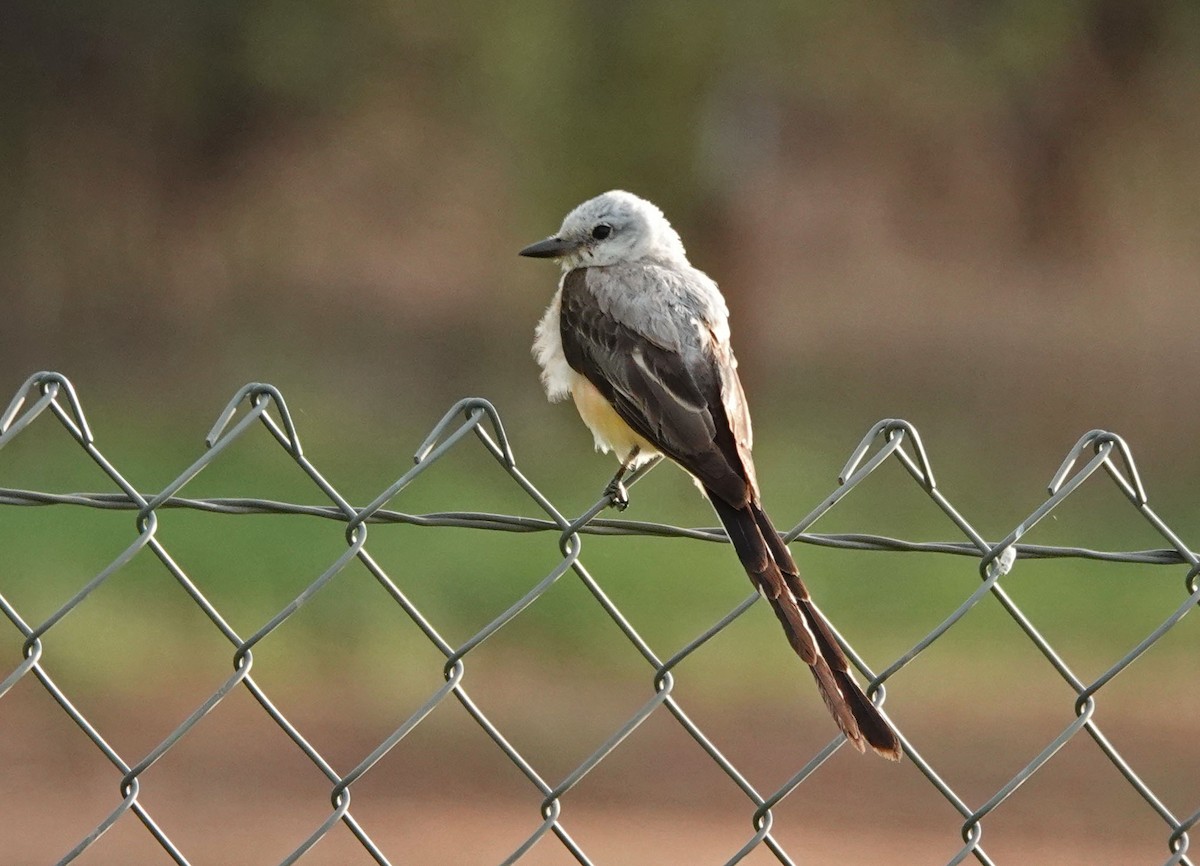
[1,395,1193,704]
[6,1,1195,198]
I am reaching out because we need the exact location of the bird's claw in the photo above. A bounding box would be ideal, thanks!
[604,479,630,511]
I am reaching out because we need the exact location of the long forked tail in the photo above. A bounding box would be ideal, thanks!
[706,491,902,761]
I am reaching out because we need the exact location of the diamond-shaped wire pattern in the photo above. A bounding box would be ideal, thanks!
[0,371,1196,865]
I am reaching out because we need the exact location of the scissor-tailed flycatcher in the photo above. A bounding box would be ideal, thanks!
[520,190,901,759]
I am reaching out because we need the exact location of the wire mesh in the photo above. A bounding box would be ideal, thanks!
[0,370,1196,865]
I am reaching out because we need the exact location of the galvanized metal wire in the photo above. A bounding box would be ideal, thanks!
[1,370,1196,865]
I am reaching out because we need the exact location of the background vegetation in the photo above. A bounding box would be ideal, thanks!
[4,0,1198,671]
[1,4,1198,860]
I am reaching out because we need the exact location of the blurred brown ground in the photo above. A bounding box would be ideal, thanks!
[4,665,1194,865]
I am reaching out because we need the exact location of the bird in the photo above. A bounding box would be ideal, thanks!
[519,189,901,760]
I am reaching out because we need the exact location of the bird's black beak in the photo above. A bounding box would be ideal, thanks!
[518,236,582,259]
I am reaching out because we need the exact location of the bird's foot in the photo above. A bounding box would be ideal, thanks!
[604,479,630,511]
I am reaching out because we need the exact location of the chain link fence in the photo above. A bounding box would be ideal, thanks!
[1,370,1197,865]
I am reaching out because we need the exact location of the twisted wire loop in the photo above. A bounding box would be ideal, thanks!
[1,371,1196,866]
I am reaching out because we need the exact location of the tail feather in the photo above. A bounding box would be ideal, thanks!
[707,491,902,761]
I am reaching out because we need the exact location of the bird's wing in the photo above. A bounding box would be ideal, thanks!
[559,267,753,507]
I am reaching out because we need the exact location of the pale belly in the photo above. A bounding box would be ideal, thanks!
[570,375,660,466]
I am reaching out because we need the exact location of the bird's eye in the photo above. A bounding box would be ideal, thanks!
[591,224,612,240]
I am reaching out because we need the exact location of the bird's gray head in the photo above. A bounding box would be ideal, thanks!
[518,190,687,268]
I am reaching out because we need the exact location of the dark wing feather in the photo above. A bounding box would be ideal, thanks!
[559,268,751,507]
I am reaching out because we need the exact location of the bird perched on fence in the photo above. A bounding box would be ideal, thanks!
[520,190,901,760]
